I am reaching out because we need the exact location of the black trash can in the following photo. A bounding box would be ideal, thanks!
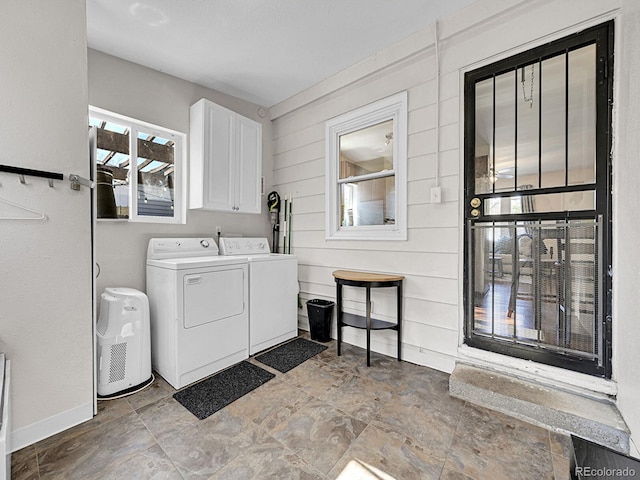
[306,299,334,342]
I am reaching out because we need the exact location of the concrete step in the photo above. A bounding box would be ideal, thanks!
[449,363,630,453]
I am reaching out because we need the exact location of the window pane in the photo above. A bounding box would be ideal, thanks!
[516,62,539,189]
[93,118,130,219]
[483,190,595,215]
[475,78,493,194]
[494,71,516,194]
[471,219,599,359]
[541,53,566,188]
[340,176,395,226]
[136,130,175,218]
[339,120,393,180]
[568,44,597,185]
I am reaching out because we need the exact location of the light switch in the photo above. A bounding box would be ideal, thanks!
[430,187,442,203]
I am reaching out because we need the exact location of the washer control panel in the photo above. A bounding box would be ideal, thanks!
[219,237,271,256]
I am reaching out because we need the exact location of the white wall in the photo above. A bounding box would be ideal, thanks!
[612,0,640,457]
[271,19,463,373]
[270,0,640,453]
[0,0,93,450]
[88,49,273,295]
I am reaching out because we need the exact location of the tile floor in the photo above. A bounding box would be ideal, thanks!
[11,335,572,479]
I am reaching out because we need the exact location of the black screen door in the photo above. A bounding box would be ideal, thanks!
[463,21,613,377]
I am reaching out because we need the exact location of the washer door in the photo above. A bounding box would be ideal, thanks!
[183,267,245,328]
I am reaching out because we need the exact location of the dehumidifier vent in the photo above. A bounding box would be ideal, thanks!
[109,342,127,383]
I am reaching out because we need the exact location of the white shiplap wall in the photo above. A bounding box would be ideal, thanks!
[270,0,624,377]
[272,46,460,372]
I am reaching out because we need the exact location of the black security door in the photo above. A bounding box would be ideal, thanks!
[463,22,613,377]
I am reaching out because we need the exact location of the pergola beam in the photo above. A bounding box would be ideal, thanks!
[97,128,175,164]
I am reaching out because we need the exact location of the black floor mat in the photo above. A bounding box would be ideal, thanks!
[173,361,274,420]
[255,337,328,373]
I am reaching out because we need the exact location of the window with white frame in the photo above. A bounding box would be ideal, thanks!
[325,92,408,240]
[89,107,186,224]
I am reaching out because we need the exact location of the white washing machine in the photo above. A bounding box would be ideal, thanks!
[146,237,248,389]
[219,237,298,355]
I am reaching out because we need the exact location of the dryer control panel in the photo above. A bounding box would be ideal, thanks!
[147,237,219,260]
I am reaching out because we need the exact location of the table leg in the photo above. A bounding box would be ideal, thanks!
[366,286,371,366]
[337,281,343,356]
[397,281,402,362]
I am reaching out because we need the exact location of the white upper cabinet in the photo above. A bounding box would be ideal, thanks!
[190,99,262,213]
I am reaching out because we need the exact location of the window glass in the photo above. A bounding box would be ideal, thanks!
[517,61,540,189]
[325,92,407,240]
[340,176,395,227]
[541,53,566,188]
[90,108,185,224]
[494,70,516,193]
[474,44,598,194]
[93,119,130,219]
[482,191,595,215]
[339,120,394,179]
[474,78,493,195]
[568,44,597,185]
[136,130,175,218]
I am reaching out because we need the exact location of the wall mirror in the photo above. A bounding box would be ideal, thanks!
[325,92,407,240]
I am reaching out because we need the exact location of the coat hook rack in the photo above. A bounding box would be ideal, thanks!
[0,164,64,187]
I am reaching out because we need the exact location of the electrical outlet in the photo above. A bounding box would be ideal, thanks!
[215,225,222,235]
[370,301,374,313]
[430,186,442,203]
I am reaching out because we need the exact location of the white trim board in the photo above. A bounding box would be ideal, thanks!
[10,402,93,452]
[457,345,617,399]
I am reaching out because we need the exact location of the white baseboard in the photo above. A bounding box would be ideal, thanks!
[297,322,456,374]
[11,402,93,452]
[1,361,11,480]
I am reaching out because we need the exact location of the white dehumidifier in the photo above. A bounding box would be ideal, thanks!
[97,287,153,398]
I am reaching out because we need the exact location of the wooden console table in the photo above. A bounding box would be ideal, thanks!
[332,270,404,366]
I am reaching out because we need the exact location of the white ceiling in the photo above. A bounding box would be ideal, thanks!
[86,0,477,108]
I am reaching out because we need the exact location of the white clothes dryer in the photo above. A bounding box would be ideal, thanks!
[146,238,248,389]
[219,237,298,355]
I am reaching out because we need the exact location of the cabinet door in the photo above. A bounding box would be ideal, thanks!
[190,98,262,213]
[235,115,262,213]
[202,104,235,211]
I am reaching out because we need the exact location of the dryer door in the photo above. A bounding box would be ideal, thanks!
[183,266,245,328]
